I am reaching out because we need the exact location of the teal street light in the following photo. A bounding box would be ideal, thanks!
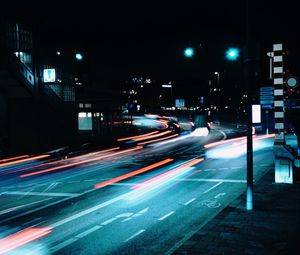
[75,53,83,60]
[225,48,240,61]
[184,47,194,58]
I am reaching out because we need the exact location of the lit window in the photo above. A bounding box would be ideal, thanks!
[78,112,86,117]
[87,112,92,117]
[85,103,92,108]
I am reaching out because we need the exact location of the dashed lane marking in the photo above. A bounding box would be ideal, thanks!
[203,182,223,194]
[124,229,145,242]
[184,198,196,206]
[158,211,175,221]
[3,191,79,197]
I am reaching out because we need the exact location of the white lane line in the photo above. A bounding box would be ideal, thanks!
[231,166,243,169]
[0,198,52,215]
[75,225,102,239]
[203,182,223,194]
[178,178,246,183]
[49,237,78,254]
[184,198,196,206]
[43,182,58,193]
[50,193,128,228]
[101,217,117,226]
[158,211,175,221]
[4,191,79,197]
[124,229,145,242]
[203,169,216,172]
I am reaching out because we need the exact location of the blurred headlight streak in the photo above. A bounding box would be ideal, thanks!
[0,227,52,254]
[137,134,179,145]
[20,147,143,178]
[0,155,50,167]
[0,155,29,163]
[117,131,159,141]
[126,158,204,200]
[94,158,174,189]
[206,134,274,159]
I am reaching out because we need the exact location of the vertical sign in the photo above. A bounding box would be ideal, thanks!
[273,43,285,145]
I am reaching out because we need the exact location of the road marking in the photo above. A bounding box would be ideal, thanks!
[122,208,148,222]
[50,193,128,228]
[158,211,175,221]
[4,191,79,197]
[0,198,52,215]
[203,168,216,171]
[101,217,118,226]
[75,225,101,239]
[184,198,196,206]
[49,237,78,254]
[124,229,145,242]
[214,192,226,199]
[203,182,223,194]
[43,182,58,193]
[231,166,243,169]
[178,178,246,183]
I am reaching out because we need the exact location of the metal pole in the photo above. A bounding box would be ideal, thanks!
[245,0,253,210]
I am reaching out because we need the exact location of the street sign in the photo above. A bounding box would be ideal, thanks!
[43,69,56,83]
[285,76,299,88]
[260,86,274,109]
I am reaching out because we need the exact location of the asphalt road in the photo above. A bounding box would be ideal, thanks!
[0,127,275,255]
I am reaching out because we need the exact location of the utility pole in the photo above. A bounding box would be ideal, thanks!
[245,0,254,210]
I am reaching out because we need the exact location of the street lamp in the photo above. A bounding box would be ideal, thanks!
[75,53,83,61]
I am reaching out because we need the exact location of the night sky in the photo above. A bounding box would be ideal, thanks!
[3,0,300,98]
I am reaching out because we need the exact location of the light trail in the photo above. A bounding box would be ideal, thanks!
[117,131,159,141]
[0,154,50,168]
[131,158,204,190]
[0,227,52,254]
[20,146,143,178]
[137,134,179,145]
[132,130,172,141]
[94,158,174,189]
[204,136,250,149]
[0,155,29,163]
[5,147,120,175]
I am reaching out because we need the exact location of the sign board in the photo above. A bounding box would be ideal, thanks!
[260,86,274,109]
[285,76,299,88]
[43,69,56,83]
[252,104,261,123]
[175,99,185,108]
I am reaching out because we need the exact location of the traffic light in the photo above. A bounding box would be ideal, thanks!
[225,48,240,61]
[184,47,194,58]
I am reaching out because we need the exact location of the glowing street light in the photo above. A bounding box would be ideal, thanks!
[225,48,240,61]
[75,53,83,60]
[184,47,194,58]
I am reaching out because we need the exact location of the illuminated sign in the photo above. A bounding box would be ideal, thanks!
[175,99,185,108]
[162,84,172,88]
[43,69,56,83]
[252,105,261,123]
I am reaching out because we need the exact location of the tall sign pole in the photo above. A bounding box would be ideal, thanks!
[245,0,253,210]
[273,43,286,145]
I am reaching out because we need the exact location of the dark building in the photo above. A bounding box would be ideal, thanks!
[0,18,125,157]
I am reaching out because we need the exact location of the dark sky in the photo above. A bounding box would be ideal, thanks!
[3,0,300,96]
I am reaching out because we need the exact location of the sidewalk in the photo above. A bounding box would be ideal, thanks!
[172,137,300,255]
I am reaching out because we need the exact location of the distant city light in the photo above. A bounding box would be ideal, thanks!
[226,48,240,61]
[75,53,83,60]
[184,47,194,58]
[56,51,61,55]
